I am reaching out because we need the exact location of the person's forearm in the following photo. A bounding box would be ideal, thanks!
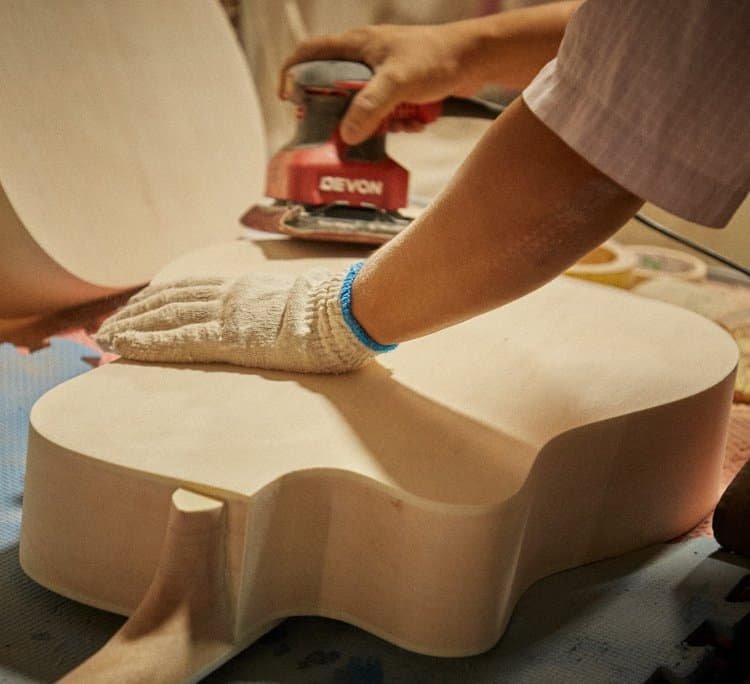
[455,1,581,90]
[351,98,643,345]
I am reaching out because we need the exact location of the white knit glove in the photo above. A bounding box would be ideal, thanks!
[95,262,396,374]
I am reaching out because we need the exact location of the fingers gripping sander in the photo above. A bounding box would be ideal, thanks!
[241,60,502,244]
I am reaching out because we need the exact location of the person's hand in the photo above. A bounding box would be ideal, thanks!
[279,23,486,145]
[95,263,396,374]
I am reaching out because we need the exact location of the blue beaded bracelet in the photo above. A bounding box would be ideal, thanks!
[339,261,398,353]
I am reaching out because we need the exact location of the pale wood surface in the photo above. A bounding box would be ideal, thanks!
[20,237,738,679]
[58,489,239,684]
[0,1,265,317]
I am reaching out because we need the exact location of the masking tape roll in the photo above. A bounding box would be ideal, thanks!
[565,240,637,289]
[629,244,707,284]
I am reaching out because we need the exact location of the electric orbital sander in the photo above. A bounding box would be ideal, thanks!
[242,60,503,244]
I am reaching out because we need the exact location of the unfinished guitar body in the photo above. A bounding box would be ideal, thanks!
[21,237,737,679]
[0,1,264,317]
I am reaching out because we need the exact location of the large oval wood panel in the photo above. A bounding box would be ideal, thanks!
[0,1,265,316]
[20,237,738,677]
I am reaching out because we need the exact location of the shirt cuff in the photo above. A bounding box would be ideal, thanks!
[522,59,745,228]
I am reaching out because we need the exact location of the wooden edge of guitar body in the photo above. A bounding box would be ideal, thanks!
[56,488,284,684]
[0,186,124,317]
[20,371,736,665]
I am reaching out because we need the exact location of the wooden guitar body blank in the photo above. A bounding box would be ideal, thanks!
[0,1,264,317]
[21,238,737,680]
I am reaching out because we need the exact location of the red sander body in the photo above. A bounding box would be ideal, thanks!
[242,60,502,244]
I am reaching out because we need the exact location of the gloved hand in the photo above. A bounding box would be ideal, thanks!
[95,261,396,374]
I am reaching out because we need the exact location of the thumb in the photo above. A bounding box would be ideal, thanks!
[340,71,401,145]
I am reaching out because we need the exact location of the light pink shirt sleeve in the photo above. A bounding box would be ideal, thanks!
[522,0,750,227]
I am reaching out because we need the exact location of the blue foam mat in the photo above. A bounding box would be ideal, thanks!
[1,339,748,683]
